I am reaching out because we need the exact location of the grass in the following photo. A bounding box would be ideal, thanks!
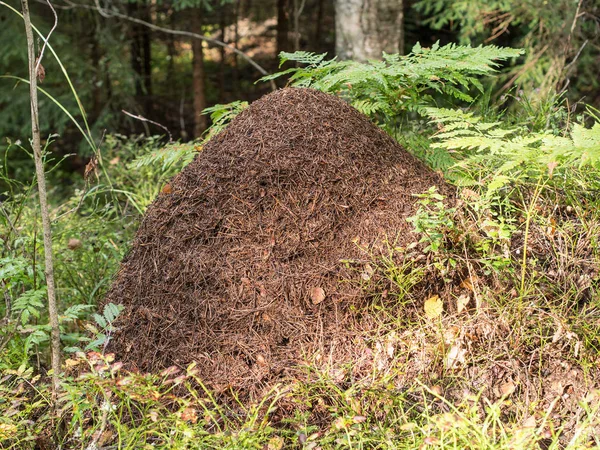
[2,180,600,447]
[2,176,600,449]
[2,89,600,450]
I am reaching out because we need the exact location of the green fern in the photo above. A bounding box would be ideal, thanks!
[260,43,522,129]
[426,107,600,193]
[130,101,248,170]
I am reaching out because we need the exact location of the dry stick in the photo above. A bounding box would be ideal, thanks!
[122,109,173,142]
[61,0,277,91]
[34,0,57,77]
[21,0,61,400]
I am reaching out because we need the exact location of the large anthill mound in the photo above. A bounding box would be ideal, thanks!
[105,88,453,390]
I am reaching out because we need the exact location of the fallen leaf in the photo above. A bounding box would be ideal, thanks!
[361,264,375,281]
[424,295,443,319]
[456,294,469,313]
[446,345,466,369]
[180,407,198,423]
[310,287,326,305]
[162,183,172,194]
[109,156,120,165]
[499,380,516,397]
[67,237,84,250]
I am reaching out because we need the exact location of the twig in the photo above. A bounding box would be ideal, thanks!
[121,109,173,142]
[563,39,588,75]
[54,0,277,91]
[34,0,58,76]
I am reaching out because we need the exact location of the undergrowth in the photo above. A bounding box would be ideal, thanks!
[2,41,600,449]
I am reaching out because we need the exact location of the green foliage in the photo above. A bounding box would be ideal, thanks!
[426,107,600,193]
[131,102,248,170]
[201,100,249,142]
[407,187,456,254]
[261,43,522,132]
[413,0,599,103]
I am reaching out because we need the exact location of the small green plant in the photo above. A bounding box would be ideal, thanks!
[261,43,522,133]
[407,187,458,278]
[407,187,456,254]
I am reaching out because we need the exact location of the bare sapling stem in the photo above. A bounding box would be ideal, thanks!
[20,0,61,400]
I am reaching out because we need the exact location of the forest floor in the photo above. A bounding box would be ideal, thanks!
[2,93,600,449]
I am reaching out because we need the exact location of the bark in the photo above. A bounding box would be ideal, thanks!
[128,2,143,98]
[276,0,290,56]
[90,24,103,122]
[219,4,227,102]
[233,0,240,98]
[191,10,207,137]
[140,3,153,114]
[20,0,61,400]
[335,0,404,61]
[314,0,325,51]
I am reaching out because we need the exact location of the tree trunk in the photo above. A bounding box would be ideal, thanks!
[191,11,207,137]
[335,0,404,61]
[20,0,61,401]
[219,4,227,102]
[128,2,143,99]
[276,0,290,56]
[314,0,325,52]
[140,3,153,115]
[233,0,240,98]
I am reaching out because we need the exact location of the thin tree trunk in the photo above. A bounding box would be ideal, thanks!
[293,0,306,54]
[166,9,177,91]
[232,0,240,98]
[140,2,153,115]
[335,0,404,61]
[218,4,226,102]
[276,0,290,57]
[128,2,143,99]
[314,0,324,51]
[20,0,61,400]
[191,10,207,137]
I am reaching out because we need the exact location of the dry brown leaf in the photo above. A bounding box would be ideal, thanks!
[162,183,173,194]
[310,287,326,305]
[424,295,443,319]
[361,264,375,281]
[499,380,516,397]
[180,407,198,423]
[456,294,469,313]
[446,345,466,369]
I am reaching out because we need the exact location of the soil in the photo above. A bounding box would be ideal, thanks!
[104,87,454,391]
